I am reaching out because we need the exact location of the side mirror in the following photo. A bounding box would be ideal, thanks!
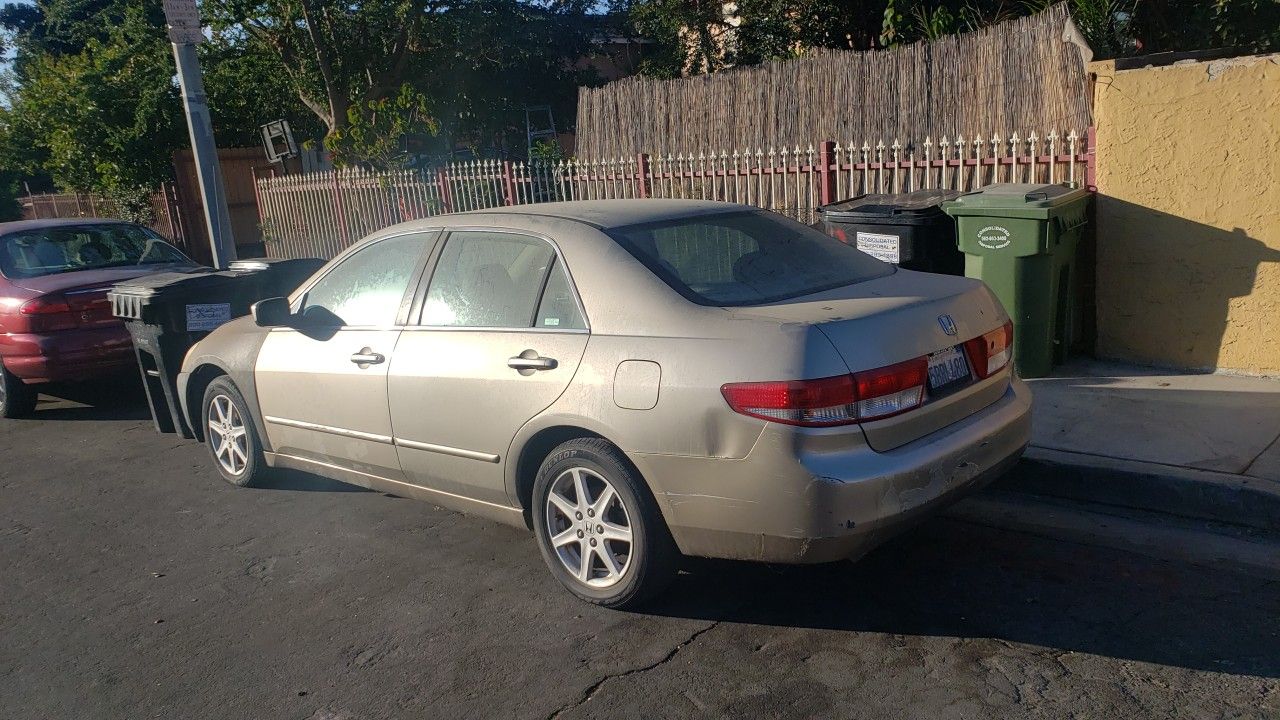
[252,297,293,328]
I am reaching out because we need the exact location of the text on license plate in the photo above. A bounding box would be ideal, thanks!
[927,346,971,390]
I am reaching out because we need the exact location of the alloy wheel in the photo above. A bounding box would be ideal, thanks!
[544,466,634,588]
[208,394,249,476]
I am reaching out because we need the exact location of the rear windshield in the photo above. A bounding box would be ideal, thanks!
[0,224,191,279]
[605,210,894,306]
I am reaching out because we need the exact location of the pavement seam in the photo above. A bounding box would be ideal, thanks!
[1241,431,1280,477]
[1028,444,1247,479]
[545,620,720,720]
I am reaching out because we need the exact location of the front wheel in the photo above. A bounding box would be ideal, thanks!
[202,377,267,487]
[0,365,37,419]
[532,438,678,608]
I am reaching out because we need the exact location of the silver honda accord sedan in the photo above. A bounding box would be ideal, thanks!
[176,200,1031,607]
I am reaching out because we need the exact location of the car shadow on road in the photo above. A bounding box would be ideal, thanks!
[642,518,1280,679]
[259,468,372,493]
[24,373,152,422]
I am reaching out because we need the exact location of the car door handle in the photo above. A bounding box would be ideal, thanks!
[507,356,557,371]
[350,350,385,365]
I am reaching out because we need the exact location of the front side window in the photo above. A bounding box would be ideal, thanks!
[421,231,556,328]
[298,234,424,327]
[0,224,191,279]
[606,211,894,306]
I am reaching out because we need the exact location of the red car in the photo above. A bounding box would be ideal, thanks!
[0,219,198,417]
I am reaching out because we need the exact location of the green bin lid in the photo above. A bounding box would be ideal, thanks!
[945,183,1089,210]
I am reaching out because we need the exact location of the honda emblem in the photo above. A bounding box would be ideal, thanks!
[937,314,958,336]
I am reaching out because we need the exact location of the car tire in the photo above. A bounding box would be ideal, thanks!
[532,438,679,609]
[0,365,37,419]
[202,376,267,488]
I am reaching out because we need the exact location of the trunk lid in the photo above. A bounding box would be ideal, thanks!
[729,269,1011,451]
[7,263,196,295]
[9,264,198,329]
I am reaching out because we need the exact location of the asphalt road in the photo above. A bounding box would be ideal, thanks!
[2,384,1278,720]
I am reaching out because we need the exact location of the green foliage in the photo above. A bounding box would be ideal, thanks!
[0,170,21,221]
[529,138,564,161]
[417,0,597,155]
[2,0,599,183]
[3,3,183,196]
[0,0,319,198]
[630,0,1280,71]
[200,35,326,147]
[629,0,734,75]
[326,84,437,169]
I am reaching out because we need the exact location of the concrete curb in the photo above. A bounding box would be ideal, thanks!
[991,447,1280,533]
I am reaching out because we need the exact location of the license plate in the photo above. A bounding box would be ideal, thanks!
[855,231,900,264]
[927,345,971,391]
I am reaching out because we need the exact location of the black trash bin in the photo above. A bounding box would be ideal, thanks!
[108,257,324,437]
[816,188,964,275]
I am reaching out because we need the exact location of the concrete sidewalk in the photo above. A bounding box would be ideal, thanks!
[1027,358,1280,481]
[996,358,1280,532]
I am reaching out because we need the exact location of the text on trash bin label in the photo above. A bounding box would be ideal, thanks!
[855,231,901,264]
[977,225,1012,250]
[186,303,232,332]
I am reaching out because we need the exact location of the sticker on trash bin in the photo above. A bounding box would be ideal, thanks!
[977,225,1012,249]
[186,303,232,331]
[855,231,900,264]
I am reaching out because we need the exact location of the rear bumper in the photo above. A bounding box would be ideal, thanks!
[629,377,1032,563]
[0,326,136,383]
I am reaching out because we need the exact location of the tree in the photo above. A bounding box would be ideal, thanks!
[206,0,439,142]
[628,0,735,75]
[327,83,436,168]
[1,0,321,204]
[3,2,184,214]
[624,0,1280,75]
[417,0,597,155]
[207,0,596,161]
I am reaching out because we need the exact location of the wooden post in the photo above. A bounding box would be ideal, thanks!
[330,169,349,248]
[1085,126,1098,191]
[818,140,836,206]
[501,161,517,206]
[436,167,454,213]
[636,153,651,199]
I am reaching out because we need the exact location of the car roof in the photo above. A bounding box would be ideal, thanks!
[0,217,135,234]
[457,199,750,230]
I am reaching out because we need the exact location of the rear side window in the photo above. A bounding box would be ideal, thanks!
[422,231,555,328]
[535,259,586,330]
[606,211,893,306]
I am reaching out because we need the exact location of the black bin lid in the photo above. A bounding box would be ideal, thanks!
[818,188,962,224]
[109,268,247,301]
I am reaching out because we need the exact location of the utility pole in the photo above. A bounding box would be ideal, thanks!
[163,0,236,268]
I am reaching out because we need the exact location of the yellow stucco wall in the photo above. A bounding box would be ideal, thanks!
[1092,54,1280,374]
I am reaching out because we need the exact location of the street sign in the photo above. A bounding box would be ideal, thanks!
[162,0,203,45]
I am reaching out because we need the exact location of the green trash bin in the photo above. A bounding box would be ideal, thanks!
[942,183,1091,378]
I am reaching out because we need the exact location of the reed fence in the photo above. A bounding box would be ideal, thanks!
[574,4,1090,159]
[255,127,1095,259]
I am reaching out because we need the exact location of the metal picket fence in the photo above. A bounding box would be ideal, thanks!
[256,128,1095,259]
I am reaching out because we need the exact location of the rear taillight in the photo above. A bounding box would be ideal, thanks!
[964,319,1014,379]
[721,357,927,427]
[20,295,79,332]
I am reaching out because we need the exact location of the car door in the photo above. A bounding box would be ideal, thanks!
[388,229,590,506]
[255,231,436,480]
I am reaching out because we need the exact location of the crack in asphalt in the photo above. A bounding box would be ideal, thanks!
[546,621,720,720]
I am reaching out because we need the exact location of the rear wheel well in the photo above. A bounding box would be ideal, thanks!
[186,364,228,441]
[516,426,609,527]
